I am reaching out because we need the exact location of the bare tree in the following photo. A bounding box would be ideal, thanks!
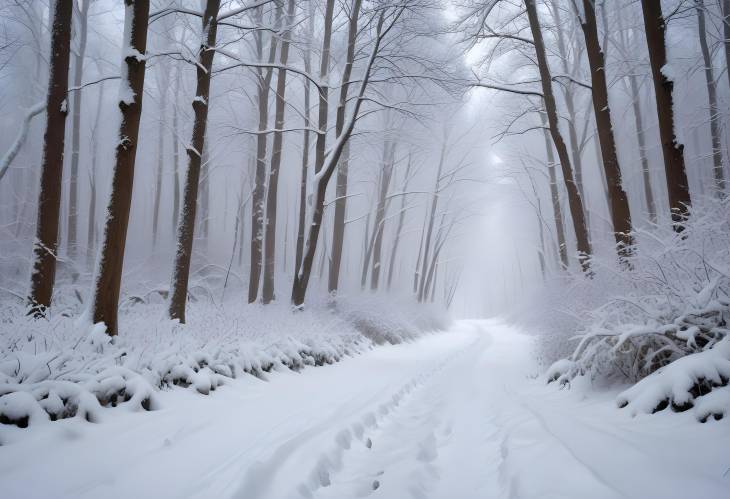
[27,0,73,315]
[640,0,691,227]
[91,0,150,335]
[168,0,221,323]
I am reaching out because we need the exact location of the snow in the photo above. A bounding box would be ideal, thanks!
[1,320,728,498]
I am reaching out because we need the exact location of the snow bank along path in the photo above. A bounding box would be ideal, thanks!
[1,320,728,498]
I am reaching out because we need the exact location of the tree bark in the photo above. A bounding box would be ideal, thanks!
[540,113,569,270]
[262,0,295,304]
[578,0,634,261]
[248,6,280,303]
[91,0,150,335]
[525,0,591,271]
[722,0,730,90]
[152,62,168,246]
[168,0,221,323]
[27,0,73,315]
[66,0,90,262]
[328,0,363,294]
[696,0,726,194]
[291,11,388,307]
[314,0,336,176]
[640,0,691,227]
[370,142,395,290]
[386,151,413,289]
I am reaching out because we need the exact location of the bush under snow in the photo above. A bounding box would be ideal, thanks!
[520,197,730,421]
[0,294,448,431]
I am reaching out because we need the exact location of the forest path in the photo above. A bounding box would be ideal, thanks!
[2,321,729,499]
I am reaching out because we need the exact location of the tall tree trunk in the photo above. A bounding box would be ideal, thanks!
[370,142,395,291]
[262,0,295,304]
[27,0,73,315]
[386,151,413,289]
[525,0,592,271]
[314,0,336,176]
[578,0,634,261]
[172,63,181,232]
[418,141,446,302]
[91,0,150,335]
[152,63,168,246]
[327,0,363,294]
[87,74,106,268]
[696,0,726,194]
[640,0,691,227]
[540,113,569,269]
[66,0,90,262]
[168,0,221,323]
[200,142,210,238]
[248,7,280,303]
[291,11,387,306]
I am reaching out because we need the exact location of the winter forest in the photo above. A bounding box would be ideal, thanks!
[1,0,730,497]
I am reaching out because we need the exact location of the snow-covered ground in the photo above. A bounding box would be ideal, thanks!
[0,320,728,499]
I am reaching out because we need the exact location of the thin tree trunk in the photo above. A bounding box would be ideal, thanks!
[328,0,363,294]
[722,0,730,90]
[91,0,150,335]
[87,75,105,268]
[540,113,569,269]
[152,64,168,246]
[66,0,90,262]
[291,11,388,306]
[628,73,657,223]
[248,6,280,303]
[172,64,181,232]
[696,0,726,194]
[370,142,395,291]
[418,141,446,301]
[525,0,592,271]
[314,0,335,177]
[168,0,221,323]
[578,0,634,261]
[27,0,73,315]
[640,0,691,227]
[386,151,413,289]
[262,0,295,304]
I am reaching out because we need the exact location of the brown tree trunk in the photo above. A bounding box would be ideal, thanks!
[640,0,691,227]
[91,0,150,335]
[540,113,569,270]
[27,0,73,315]
[525,0,592,272]
[172,64,181,232]
[722,0,730,90]
[291,11,387,306]
[67,0,90,262]
[696,0,726,194]
[168,0,221,323]
[262,0,295,304]
[314,0,336,176]
[328,0,363,294]
[248,6,280,303]
[579,0,634,261]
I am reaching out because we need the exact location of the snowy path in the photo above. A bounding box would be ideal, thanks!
[1,320,729,499]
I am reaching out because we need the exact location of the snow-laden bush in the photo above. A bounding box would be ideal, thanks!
[0,294,445,430]
[519,197,730,419]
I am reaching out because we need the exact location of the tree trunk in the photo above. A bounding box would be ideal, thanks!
[87,73,106,268]
[418,141,446,301]
[540,113,569,270]
[370,142,395,291]
[579,0,634,261]
[386,151,413,289]
[27,0,73,315]
[291,11,387,306]
[628,73,657,223]
[248,6,280,303]
[314,0,336,176]
[328,0,363,294]
[525,0,592,272]
[696,0,726,194]
[172,64,181,232]
[640,0,691,227]
[262,0,295,304]
[91,0,150,335]
[168,0,221,323]
[66,0,90,262]
[152,63,168,246]
[722,0,730,90]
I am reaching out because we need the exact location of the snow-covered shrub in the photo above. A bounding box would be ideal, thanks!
[519,197,730,418]
[0,293,444,429]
